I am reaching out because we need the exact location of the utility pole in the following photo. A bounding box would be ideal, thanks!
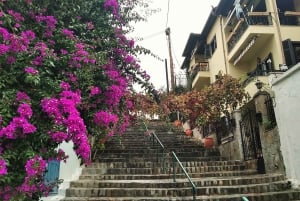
[165,27,175,91]
[165,59,170,94]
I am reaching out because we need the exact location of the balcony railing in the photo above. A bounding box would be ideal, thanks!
[247,12,272,26]
[279,11,300,26]
[227,12,272,53]
[190,62,209,80]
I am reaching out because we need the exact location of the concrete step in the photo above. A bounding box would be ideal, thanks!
[78,169,258,180]
[61,189,300,200]
[81,165,246,175]
[71,174,286,189]
[65,182,288,197]
[94,156,226,163]
[87,160,245,168]
[60,123,300,201]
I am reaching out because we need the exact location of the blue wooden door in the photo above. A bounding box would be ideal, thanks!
[44,160,60,194]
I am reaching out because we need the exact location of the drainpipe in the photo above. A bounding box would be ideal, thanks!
[220,16,229,74]
[270,0,286,64]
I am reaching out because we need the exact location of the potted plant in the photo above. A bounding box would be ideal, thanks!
[185,129,193,137]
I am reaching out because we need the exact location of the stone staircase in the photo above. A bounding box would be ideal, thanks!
[61,122,300,201]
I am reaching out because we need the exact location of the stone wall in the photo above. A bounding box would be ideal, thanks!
[218,110,244,161]
[253,92,285,174]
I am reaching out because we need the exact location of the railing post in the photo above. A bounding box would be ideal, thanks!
[156,142,159,163]
[172,156,176,182]
[152,134,154,146]
[162,149,166,174]
[192,186,196,201]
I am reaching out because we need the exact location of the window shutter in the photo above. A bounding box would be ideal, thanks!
[282,39,296,67]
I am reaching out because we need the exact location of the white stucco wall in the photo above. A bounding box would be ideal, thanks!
[271,63,300,188]
[41,141,83,201]
[58,141,82,181]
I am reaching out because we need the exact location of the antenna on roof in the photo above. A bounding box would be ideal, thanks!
[211,5,217,16]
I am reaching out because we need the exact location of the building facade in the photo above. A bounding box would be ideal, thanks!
[181,0,300,186]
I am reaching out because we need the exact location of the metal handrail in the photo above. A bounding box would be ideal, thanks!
[142,121,248,201]
[142,121,166,174]
[151,132,166,174]
[171,151,197,201]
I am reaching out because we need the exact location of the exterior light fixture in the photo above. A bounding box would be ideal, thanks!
[255,80,263,90]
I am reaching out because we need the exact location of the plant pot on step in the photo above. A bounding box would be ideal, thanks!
[204,137,214,148]
[174,120,182,127]
[185,129,193,137]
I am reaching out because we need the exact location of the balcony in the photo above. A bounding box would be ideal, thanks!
[225,12,275,65]
[190,62,210,90]
[279,11,300,26]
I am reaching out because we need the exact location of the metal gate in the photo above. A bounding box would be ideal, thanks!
[44,160,60,194]
[240,100,262,160]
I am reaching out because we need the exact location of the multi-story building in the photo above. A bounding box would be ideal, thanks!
[181,0,300,186]
[182,0,300,92]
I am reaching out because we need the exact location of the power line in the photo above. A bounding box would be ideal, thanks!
[139,30,165,41]
[170,38,181,70]
[166,0,171,27]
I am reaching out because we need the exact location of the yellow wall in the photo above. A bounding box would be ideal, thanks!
[207,17,228,83]
[280,27,300,42]
[193,0,300,92]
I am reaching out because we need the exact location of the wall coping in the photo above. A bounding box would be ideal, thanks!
[271,63,300,86]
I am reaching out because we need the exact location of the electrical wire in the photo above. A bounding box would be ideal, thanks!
[171,40,181,69]
[166,0,171,27]
[139,30,165,41]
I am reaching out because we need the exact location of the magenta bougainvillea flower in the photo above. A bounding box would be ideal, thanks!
[90,86,101,96]
[0,158,8,176]
[93,111,119,128]
[25,67,39,75]
[0,0,156,199]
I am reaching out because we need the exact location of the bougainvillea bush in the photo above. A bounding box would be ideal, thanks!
[162,74,249,128]
[0,0,157,200]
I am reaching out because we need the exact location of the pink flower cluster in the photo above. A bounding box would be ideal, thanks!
[90,86,101,96]
[104,84,125,106]
[20,156,48,198]
[104,0,120,19]
[56,148,69,163]
[0,93,36,139]
[41,90,90,163]
[25,155,47,177]
[25,66,39,75]
[0,156,50,200]
[32,42,58,66]
[35,15,57,37]
[86,21,94,30]
[0,27,36,57]
[0,158,7,176]
[104,61,128,88]
[93,111,119,128]
[62,28,75,39]
[69,43,96,68]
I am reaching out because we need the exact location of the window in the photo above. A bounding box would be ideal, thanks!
[283,39,300,67]
[216,116,235,144]
[264,93,277,131]
[205,35,217,58]
[211,35,217,55]
[277,0,298,25]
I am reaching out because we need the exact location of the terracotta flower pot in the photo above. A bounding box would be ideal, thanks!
[174,120,182,127]
[185,129,193,137]
[204,137,214,148]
